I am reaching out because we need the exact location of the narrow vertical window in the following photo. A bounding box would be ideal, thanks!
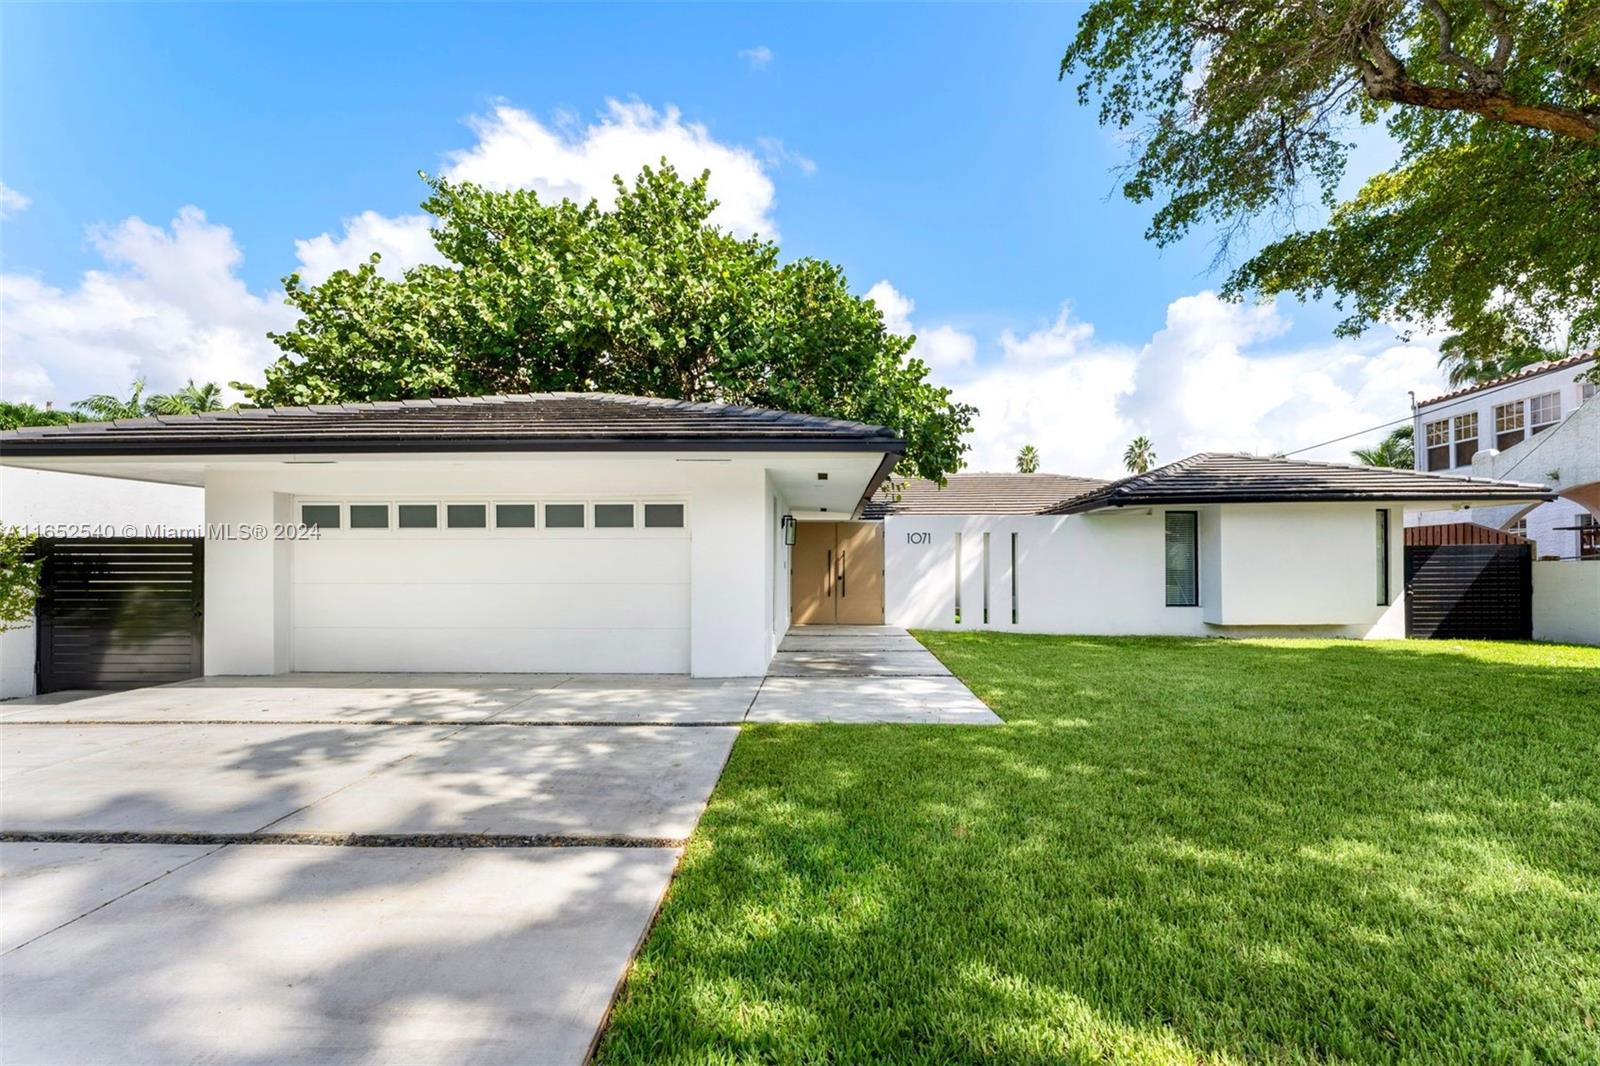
[953,532,962,624]
[1376,509,1390,606]
[981,531,991,624]
[1164,511,1198,607]
[1010,531,1019,624]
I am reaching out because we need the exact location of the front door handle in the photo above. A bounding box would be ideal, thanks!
[838,549,846,597]
[825,549,833,596]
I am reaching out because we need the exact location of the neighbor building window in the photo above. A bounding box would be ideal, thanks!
[349,504,389,529]
[1164,511,1199,607]
[301,504,340,530]
[544,503,585,529]
[1375,510,1390,606]
[1453,412,1479,467]
[1583,381,1597,403]
[1493,401,1524,451]
[643,503,685,528]
[495,504,537,528]
[1530,391,1561,433]
[398,504,438,529]
[446,504,487,529]
[1424,420,1450,471]
[593,503,635,528]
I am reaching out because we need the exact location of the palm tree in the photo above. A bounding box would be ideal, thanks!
[1016,444,1040,474]
[1123,435,1156,475]
[1352,425,1414,469]
[73,378,152,420]
[148,380,227,415]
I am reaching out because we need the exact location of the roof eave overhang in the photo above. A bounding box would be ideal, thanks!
[851,450,906,520]
[0,436,908,460]
[1055,490,1556,515]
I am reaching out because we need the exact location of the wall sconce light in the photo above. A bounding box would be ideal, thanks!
[781,514,797,546]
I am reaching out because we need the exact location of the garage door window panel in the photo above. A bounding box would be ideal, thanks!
[644,503,686,529]
[301,503,341,530]
[545,503,586,529]
[594,503,635,529]
[398,504,439,529]
[447,503,488,529]
[349,504,390,529]
[495,504,537,529]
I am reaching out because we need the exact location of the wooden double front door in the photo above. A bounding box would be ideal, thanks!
[791,521,885,625]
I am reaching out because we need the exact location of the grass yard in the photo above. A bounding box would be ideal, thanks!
[597,636,1600,1065]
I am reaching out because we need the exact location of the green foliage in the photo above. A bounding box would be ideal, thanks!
[148,380,228,414]
[0,527,42,632]
[599,634,1600,1063]
[1060,0,1600,382]
[1016,444,1041,473]
[0,401,85,431]
[69,378,229,420]
[1353,423,1417,468]
[1123,434,1156,473]
[248,165,975,481]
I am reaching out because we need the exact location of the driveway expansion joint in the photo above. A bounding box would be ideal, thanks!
[2,830,689,849]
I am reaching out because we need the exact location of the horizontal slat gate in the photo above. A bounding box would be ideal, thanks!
[1404,544,1531,640]
[36,539,203,692]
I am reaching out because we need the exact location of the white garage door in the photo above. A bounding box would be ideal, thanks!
[291,499,690,673]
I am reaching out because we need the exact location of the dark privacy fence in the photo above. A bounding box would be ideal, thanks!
[1404,543,1532,640]
[34,538,204,692]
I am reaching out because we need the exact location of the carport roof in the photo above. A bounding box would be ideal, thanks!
[0,393,907,457]
[1042,453,1555,513]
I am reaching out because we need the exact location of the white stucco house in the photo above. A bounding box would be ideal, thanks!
[0,394,1559,691]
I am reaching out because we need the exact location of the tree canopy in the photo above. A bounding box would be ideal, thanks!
[249,165,975,482]
[1061,0,1600,383]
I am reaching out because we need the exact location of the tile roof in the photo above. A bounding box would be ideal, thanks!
[862,472,1108,518]
[1042,453,1553,514]
[1415,352,1594,408]
[0,393,905,457]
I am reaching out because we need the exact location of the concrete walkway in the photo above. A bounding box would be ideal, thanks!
[747,626,1001,724]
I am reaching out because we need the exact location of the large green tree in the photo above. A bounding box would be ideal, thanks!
[249,165,975,481]
[1060,0,1600,384]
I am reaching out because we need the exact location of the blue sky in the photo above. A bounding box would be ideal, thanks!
[0,3,1445,476]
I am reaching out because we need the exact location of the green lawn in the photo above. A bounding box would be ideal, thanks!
[597,636,1600,1064]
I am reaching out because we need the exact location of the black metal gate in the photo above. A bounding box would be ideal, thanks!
[1404,543,1532,640]
[35,539,204,692]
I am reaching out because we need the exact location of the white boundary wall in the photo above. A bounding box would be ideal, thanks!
[885,503,1406,639]
[1533,561,1600,645]
[1,469,203,699]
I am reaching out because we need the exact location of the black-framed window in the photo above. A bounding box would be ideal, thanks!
[1164,511,1199,607]
[1376,509,1390,606]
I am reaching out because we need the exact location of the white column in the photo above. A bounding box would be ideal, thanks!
[203,471,291,675]
[687,462,770,677]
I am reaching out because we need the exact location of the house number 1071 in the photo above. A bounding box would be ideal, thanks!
[906,531,931,545]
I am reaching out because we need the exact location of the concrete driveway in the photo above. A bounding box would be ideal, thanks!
[0,675,750,1065]
[0,633,995,1064]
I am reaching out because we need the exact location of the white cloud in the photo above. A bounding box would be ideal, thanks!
[292,100,783,282]
[0,182,29,217]
[445,101,777,237]
[0,207,291,405]
[756,137,817,176]
[878,285,1446,478]
[867,280,976,373]
[293,210,442,286]
[739,45,774,70]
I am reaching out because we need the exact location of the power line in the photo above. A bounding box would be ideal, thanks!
[1279,361,1594,458]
